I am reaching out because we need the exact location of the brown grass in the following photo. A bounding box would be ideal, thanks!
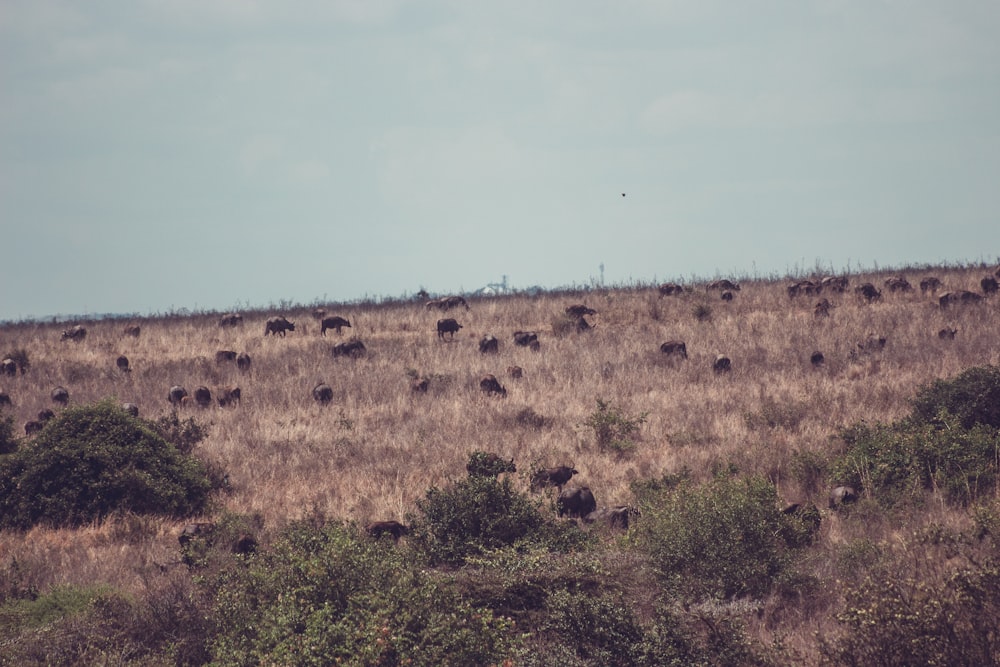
[1,264,998,659]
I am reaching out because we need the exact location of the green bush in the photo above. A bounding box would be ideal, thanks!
[911,364,1000,429]
[150,410,209,455]
[0,415,16,455]
[0,400,214,529]
[634,475,798,600]
[582,399,648,456]
[536,589,645,665]
[466,450,517,478]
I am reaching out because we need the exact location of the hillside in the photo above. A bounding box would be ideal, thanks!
[2,263,999,664]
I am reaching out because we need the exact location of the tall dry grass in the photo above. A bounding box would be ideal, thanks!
[1,265,998,644]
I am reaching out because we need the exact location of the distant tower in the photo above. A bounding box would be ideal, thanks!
[502,275,508,291]
[599,263,605,286]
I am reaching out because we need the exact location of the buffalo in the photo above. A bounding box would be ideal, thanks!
[313,383,334,404]
[787,280,820,298]
[884,275,912,293]
[479,335,499,354]
[659,340,688,359]
[713,355,732,373]
[829,486,859,509]
[331,339,366,358]
[919,277,942,294]
[814,298,832,317]
[265,316,295,337]
[215,350,238,363]
[2,358,17,376]
[24,420,43,435]
[116,355,131,373]
[178,522,215,548]
[426,296,469,311]
[855,283,882,303]
[558,487,597,519]
[168,385,189,405]
[856,335,887,355]
[193,386,212,407]
[321,316,352,336]
[565,304,597,317]
[123,324,141,338]
[820,276,849,292]
[122,402,139,417]
[411,377,429,393]
[366,521,409,541]
[38,409,54,422]
[707,279,740,291]
[513,331,539,347]
[467,452,517,478]
[720,290,734,302]
[479,374,507,397]
[61,325,87,342]
[584,506,639,531]
[939,290,983,307]
[938,327,958,340]
[658,282,683,296]
[219,313,243,328]
[233,533,258,555]
[531,466,578,491]
[236,352,252,372]
[507,365,523,379]
[982,276,999,295]
[51,386,69,405]
[437,318,462,340]
[0,391,10,407]
[810,351,825,367]
[216,385,241,407]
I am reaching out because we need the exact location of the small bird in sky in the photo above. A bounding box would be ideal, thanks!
[622,193,626,197]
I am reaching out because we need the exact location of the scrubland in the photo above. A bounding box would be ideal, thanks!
[1,263,999,664]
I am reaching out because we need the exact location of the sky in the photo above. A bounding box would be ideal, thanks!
[2,1,999,321]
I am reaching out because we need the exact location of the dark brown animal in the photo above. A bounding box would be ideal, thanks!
[982,276,999,295]
[787,280,819,298]
[122,402,139,417]
[919,277,942,294]
[513,331,539,347]
[215,350,238,363]
[584,506,639,530]
[659,341,687,358]
[810,351,825,367]
[366,520,409,541]
[233,533,258,554]
[331,340,366,358]
[707,279,740,291]
[507,365,523,379]
[884,275,912,293]
[265,316,295,336]
[939,290,983,307]
[321,316,352,336]
[2,358,17,376]
[437,318,462,339]
[558,487,597,518]
[51,386,69,405]
[0,391,10,407]
[178,522,215,548]
[658,282,683,296]
[219,313,243,328]
[410,378,429,393]
[829,486,859,509]
[116,355,130,373]
[216,385,241,407]
[236,352,252,372]
[426,296,469,311]
[855,283,882,303]
[938,327,958,340]
[313,383,334,404]
[479,335,499,354]
[61,325,87,342]
[531,466,578,491]
[820,276,849,292]
[479,374,507,397]
[38,409,54,422]
[168,385,188,405]
[720,290,734,302]
[123,324,141,338]
[24,420,43,435]
[713,355,732,373]
[814,298,832,317]
[565,304,597,317]
[193,386,212,407]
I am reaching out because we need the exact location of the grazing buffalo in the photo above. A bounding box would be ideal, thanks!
[313,383,334,404]
[531,466,578,491]
[919,277,942,294]
[168,385,189,405]
[0,391,10,407]
[884,275,912,293]
[810,351,825,367]
[507,365,523,379]
[437,318,462,339]
[265,316,295,336]
[565,304,597,317]
[584,506,639,531]
[426,296,469,311]
[467,452,517,477]
[857,335,887,355]
[411,377,429,393]
[829,486,859,509]
[233,533,258,555]
[820,276,849,292]
[366,520,409,541]
[659,340,688,359]
[479,335,499,354]
[707,279,740,291]
[61,325,87,342]
[982,276,999,295]
[24,420,44,435]
[193,386,212,407]
[321,316,352,336]
[938,327,958,340]
[216,385,241,407]
[479,374,507,397]
[2,358,17,376]
[558,487,597,519]
[116,355,131,373]
[236,352,252,372]
[122,402,139,417]
[331,339,366,358]
[939,290,983,307]
[713,355,732,373]
[219,313,243,328]
[658,282,683,296]
[123,324,141,338]
[51,386,69,405]
[787,280,820,298]
[38,409,54,422]
[178,522,215,548]
[513,331,539,347]
[720,290,734,302]
[814,298,832,317]
[215,350,238,363]
[855,283,882,303]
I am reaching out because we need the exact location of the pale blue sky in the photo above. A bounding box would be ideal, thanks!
[2,1,998,321]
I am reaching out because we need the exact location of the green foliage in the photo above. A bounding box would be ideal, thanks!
[210,520,516,666]
[0,400,214,529]
[911,364,1000,429]
[150,410,209,455]
[409,475,550,566]
[634,475,799,600]
[466,450,517,478]
[583,399,648,455]
[537,589,645,665]
[0,584,109,632]
[832,415,999,507]
[0,415,17,455]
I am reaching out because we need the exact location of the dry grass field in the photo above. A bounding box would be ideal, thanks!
[2,262,999,663]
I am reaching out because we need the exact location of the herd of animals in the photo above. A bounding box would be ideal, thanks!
[3,266,999,551]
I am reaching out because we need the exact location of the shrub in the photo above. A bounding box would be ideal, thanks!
[0,400,214,529]
[150,410,209,455]
[466,450,517,478]
[0,415,16,455]
[582,399,647,456]
[535,589,645,665]
[911,364,1000,429]
[634,475,799,600]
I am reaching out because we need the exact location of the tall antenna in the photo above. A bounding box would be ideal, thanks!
[599,262,605,286]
